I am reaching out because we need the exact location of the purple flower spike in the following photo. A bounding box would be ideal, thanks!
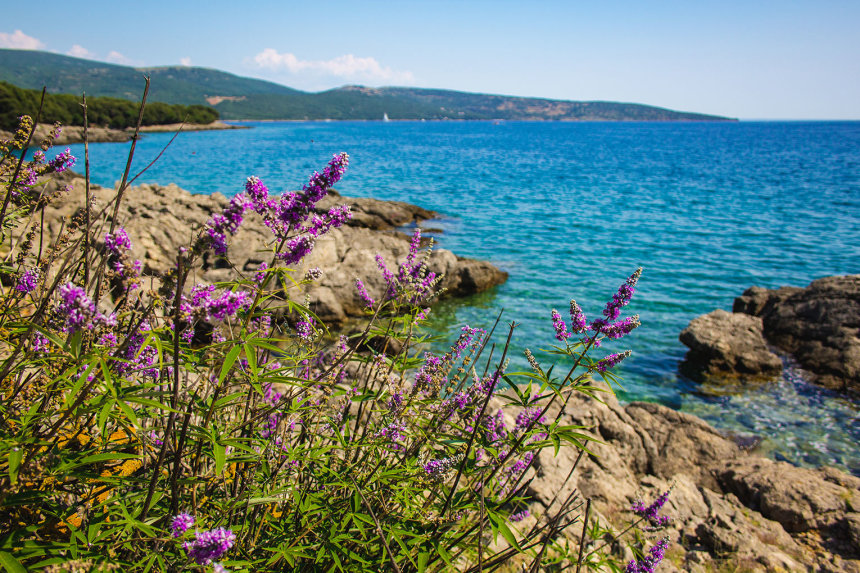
[57,283,115,333]
[183,527,236,565]
[104,228,132,254]
[170,513,194,537]
[595,350,632,373]
[632,489,671,528]
[355,278,375,309]
[625,537,669,573]
[47,148,76,173]
[602,268,642,322]
[551,309,571,341]
[16,268,39,294]
[509,509,530,523]
[569,300,587,333]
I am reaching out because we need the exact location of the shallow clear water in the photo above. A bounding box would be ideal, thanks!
[66,120,860,475]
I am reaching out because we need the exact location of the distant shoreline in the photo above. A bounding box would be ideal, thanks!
[0,120,247,146]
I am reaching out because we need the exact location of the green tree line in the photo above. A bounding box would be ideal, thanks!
[0,81,219,131]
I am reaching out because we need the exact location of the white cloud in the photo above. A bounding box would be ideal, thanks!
[67,44,94,59]
[106,50,135,65]
[180,56,192,67]
[252,49,414,83]
[0,30,44,50]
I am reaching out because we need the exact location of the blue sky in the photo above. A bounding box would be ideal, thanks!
[2,0,858,119]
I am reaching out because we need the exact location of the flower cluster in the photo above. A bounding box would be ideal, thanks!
[57,283,116,333]
[509,509,530,523]
[16,268,39,294]
[423,454,463,480]
[354,278,375,309]
[202,153,350,264]
[625,537,669,573]
[595,350,632,373]
[104,227,143,288]
[183,527,236,565]
[373,228,438,305]
[551,309,570,341]
[632,489,671,528]
[170,513,194,537]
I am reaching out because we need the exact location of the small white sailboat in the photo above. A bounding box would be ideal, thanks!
[383,112,390,122]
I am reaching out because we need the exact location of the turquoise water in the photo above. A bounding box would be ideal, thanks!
[67,121,860,475]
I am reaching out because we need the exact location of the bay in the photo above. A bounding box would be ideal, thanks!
[67,120,860,475]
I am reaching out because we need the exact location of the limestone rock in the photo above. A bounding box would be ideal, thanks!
[734,275,860,392]
[33,172,507,326]
[678,309,783,383]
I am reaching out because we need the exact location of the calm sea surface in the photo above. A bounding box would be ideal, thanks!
[67,120,860,475]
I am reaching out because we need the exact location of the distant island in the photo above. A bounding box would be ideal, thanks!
[0,49,736,122]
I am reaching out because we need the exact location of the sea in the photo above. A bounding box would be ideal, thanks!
[65,120,860,476]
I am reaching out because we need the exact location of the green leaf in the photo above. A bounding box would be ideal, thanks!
[220,345,243,383]
[7,449,21,485]
[0,551,26,573]
[213,441,226,475]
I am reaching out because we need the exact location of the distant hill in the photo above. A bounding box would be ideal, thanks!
[0,49,735,122]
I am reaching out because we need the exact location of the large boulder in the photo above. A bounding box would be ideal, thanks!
[679,275,860,393]
[734,276,860,392]
[678,309,783,384]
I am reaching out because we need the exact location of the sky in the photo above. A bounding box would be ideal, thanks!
[1,0,859,120]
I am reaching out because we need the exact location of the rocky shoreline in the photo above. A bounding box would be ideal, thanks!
[508,387,860,572]
[38,171,508,324]
[32,175,860,569]
[680,275,860,393]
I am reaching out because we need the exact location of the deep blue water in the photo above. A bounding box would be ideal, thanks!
[66,120,860,475]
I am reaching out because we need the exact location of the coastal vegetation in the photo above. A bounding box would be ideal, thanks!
[0,96,668,572]
[0,49,734,122]
[0,81,219,131]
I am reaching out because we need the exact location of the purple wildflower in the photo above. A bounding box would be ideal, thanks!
[112,324,160,379]
[254,262,268,285]
[295,318,314,340]
[510,509,530,523]
[376,420,407,450]
[277,235,315,264]
[47,148,75,173]
[31,333,49,353]
[57,283,115,333]
[414,352,444,391]
[595,350,632,373]
[602,268,642,322]
[354,278,375,309]
[244,176,272,213]
[423,454,462,480]
[569,300,587,333]
[625,537,669,573]
[600,315,641,340]
[551,309,571,341]
[183,527,236,565]
[16,268,39,293]
[305,204,352,237]
[515,407,547,434]
[632,489,671,528]
[205,290,251,321]
[206,194,250,255]
[104,228,132,254]
[170,513,194,537]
